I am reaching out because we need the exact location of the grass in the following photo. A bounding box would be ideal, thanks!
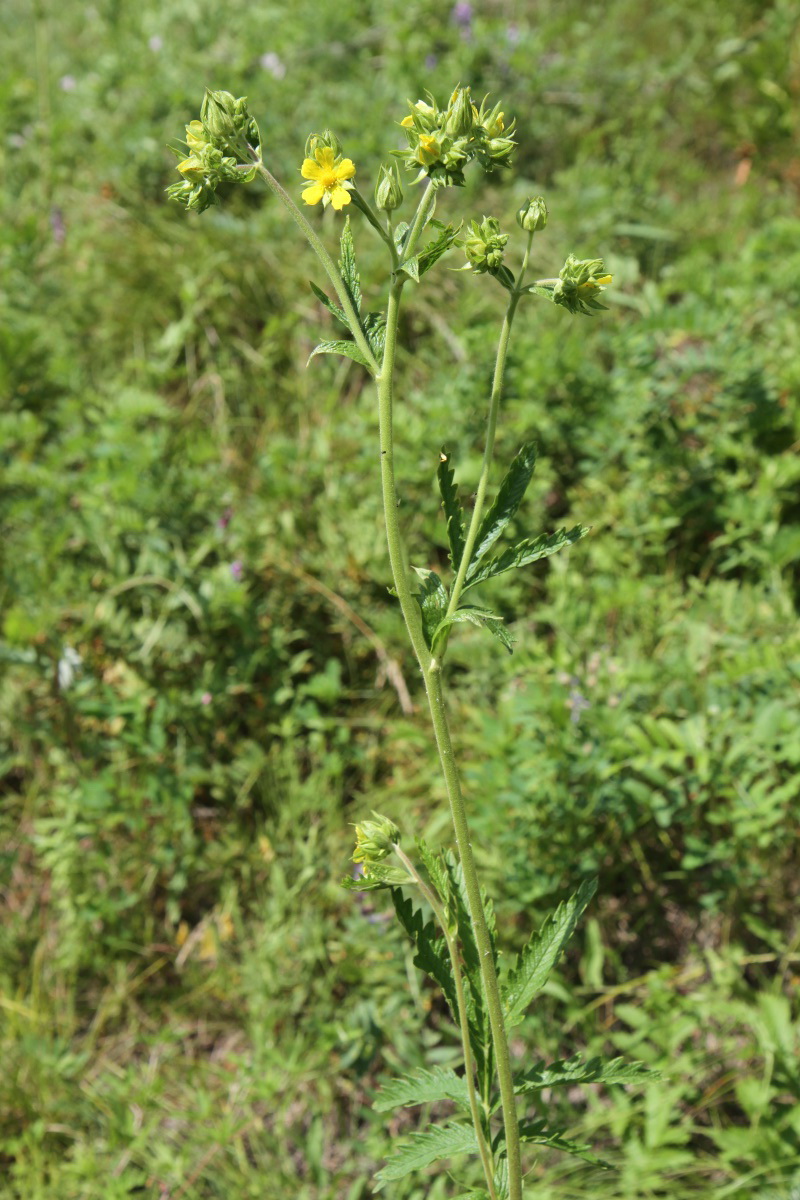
[2,0,800,1195]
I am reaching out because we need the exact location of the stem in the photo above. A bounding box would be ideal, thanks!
[394,845,498,1200]
[444,230,535,628]
[254,162,380,375]
[375,207,524,1199]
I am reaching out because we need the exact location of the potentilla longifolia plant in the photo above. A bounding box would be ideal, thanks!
[167,84,653,1198]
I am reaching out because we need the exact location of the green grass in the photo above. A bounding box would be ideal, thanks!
[2,0,800,1195]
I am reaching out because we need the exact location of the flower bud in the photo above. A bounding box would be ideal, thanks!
[352,812,401,865]
[185,120,210,152]
[375,162,403,212]
[200,89,242,142]
[552,254,613,314]
[443,85,475,138]
[464,216,508,274]
[517,196,548,233]
[305,129,342,160]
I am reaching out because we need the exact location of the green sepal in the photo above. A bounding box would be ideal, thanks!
[411,566,449,650]
[373,1066,471,1113]
[375,1122,478,1185]
[437,450,466,570]
[309,281,348,328]
[308,340,373,371]
[338,216,362,313]
[341,863,412,892]
[502,878,597,1029]
[464,526,588,590]
[513,1054,657,1095]
[469,441,537,568]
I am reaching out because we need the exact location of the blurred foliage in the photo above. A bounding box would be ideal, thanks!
[1,0,800,1195]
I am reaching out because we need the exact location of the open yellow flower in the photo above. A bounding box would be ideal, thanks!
[301,146,356,210]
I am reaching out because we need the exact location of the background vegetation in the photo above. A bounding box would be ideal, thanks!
[2,0,799,1195]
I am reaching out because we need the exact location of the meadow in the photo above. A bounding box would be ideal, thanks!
[1,0,800,1196]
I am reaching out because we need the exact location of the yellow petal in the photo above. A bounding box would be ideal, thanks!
[301,157,323,180]
[330,185,352,210]
[314,146,336,169]
[400,115,414,128]
[302,183,325,205]
[334,157,356,181]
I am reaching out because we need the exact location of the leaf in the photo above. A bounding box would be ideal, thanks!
[412,567,449,650]
[469,442,537,569]
[464,526,588,591]
[364,311,386,359]
[514,1055,656,1095]
[341,863,412,892]
[437,451,465,570]
[338,216,361,313]
[308,281,347,328]
[391,888,459,1022]
[517,1120,610,1168]
[374,1067,471,1113]
[414,839,453,924]
[419,221,463,277]
[502,878,597,1029]
[397,254,420,282]
[393,220,410,253]
[308,340,373,371]
[431,606,515,655]
[375,1122,478,1184]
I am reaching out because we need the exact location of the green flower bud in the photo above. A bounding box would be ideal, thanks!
[443,85,476,138]
[305,129,342,160]
[352,812,400,866]
[200,89,240,141]
[464,216,509,274]
[552,254,613,315]
[374,162,403,212]
[517,196,548,233]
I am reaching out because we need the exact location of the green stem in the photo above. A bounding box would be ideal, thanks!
[394,845,498,1200]
[444,230,535,629]
[375,205,523,1200]
[254,163,380,375]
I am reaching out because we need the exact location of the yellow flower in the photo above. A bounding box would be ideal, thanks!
[578,274,613,290]
[417,134,441,166]
[301,146,356,210]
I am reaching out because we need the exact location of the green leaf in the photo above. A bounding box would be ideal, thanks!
[517,1120,610,1168]
[469,442,537,569]
[414,839,454,925]
[341,863,412,892]
[374,1067,471,1112]
[393,220,410,252]
[430,606,515,655]
[514,1055,656,1095]
[412,567,449,650]
[391,888,459,1022]
[309,281,347,328]
[397,254,420,283]
[308,340,373,371]
[376,1122,478,1184]
[364,311,386,359]
[338,216,361,313]
[464,526,588,590]
[437,451,465,570]
[524,283,556,301]
[502,878,597,1029]
[418,220,463,277]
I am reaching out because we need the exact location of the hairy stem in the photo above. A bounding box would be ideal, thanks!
[393,845,498,1200]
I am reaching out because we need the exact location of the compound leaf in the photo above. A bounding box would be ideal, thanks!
[464,526,587,590]
[374,1067,471,1113]
[514,1055,656,1095]
[376,1122,478,1184]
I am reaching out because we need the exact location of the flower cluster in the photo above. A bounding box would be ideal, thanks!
[167,90,259,213]
[552,255,613,315]
[463,216,510,281]
[397,86,516,186]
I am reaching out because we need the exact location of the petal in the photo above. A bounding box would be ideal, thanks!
[330,185,351,210]
[302,183,325,205]
[334,157,356,181]
[301,157,322,180]
[314,146,335,169]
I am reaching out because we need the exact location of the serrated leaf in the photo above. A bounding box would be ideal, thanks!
[341,863,411,892]
[412,567,449,650]
[398,254,420,282]
[309,281,348,328]
[374,1067,471,1112]
[517,1120,610,1168]
[469,442,537,569]
[415,839,453,924]
[514,1055,656,1094]
[437,451,465,569]
[308,340,373,371]
[418,221,463,277]
[391,888,459,1022]
[339,216,361,313]
[376,1122,478,1184]
[430,606,514,655]
[482,616,515,653]
[502,879,597,1029]
[393,220,410,252]
[464,526,588,590]
[364,311,386,359]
